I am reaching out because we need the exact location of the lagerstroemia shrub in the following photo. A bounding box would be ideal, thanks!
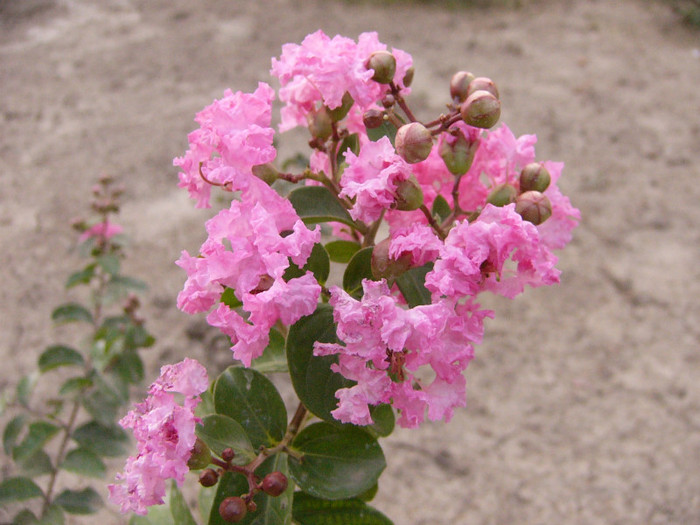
[110,30,580,523]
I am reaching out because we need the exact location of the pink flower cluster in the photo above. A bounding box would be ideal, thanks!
[78,220,123,242]
[109,359,208,515]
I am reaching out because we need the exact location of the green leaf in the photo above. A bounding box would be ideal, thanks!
[207,454,293,525]
[66,264,95,288]
[54,487,102,514]
[284,243,330,285]
[196,415,256,465]
[170,481,197,525]
[288,422,386,500]
[0,477,43,504]
[61,448,107,478]
[12,509,38,525]
[17,372,38,406]
[59,377,93,396]
[97,254,120,276]
[129,503,175,525]
[366,404,395,439]
[213,367,287,449]
[286,305,351,424]
[288,186,354,228]
[51,303,93,325]
[112,349,145,385]
[220,287,243,308]
[395,263,433,307]
[19,449,53,477]
[292,492,392,525]
[71,421,129,457]
[325,240,361,264]
[38,345,85,373]
[198,485,216,525]
[108,275,147,291]
[367,119,398,145]
[357,483,379,502]
[342,247,374,298]
[81,372,124,426]
[336,133,360,166]
[431,194,451,222]
[38,504,65,525]
[251,329,288,374]
[3,414,25,454]
[12,421,60,463]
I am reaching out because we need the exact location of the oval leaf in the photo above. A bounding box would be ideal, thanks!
[3,414,25,455]
[196,415,256,465]
[284,243,330,285]
[61,448,107,478]
[51,303,93,325]
[288,422,386,500]
[169,481,197,525]
[12,421,60,463]
[431,194,451,222]
[55,487,102,514]
[66,265,95,289]
[325,240,361,264]
[288,186,354,228]
[251,329,288,374]
[38,345,85,373]
[292,492,392,525]
[71,421,129,457]
[366,404,395,439]
[366,119,398,145]
[342,247,374,299]
[213,367,287,449]
[286,305,352,423]
[395,263,433,308]
[0,477,43,505]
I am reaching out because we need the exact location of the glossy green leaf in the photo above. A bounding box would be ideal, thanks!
[325,240,361,264]
[366,404,395,439]
[170,481,197,525]
[61,448,106,478]
[366,119,398,145]
[288,186,354,228]
[288,422,386,500]
[97,254,120,276]
[395,263,433,307]
[342,247,374,298]
[357,483,379,502]
[213,367,287,449]
[196,415,256,465]
[284,243,330,285]
[54,487,102,514]
[0,476,43,504]
[207,454,292,525]
[51,303,93,325]
[251,329,288,374]
[220,287,243,308]
[66,264,95,288]
[38,345,85,373]
[336,133,360,165]
[3,414,25,455]
[431,194,451,222]
[292,492,392,525]
[71,421,129,457]
[286,305,352,423]
[13,421,60,463]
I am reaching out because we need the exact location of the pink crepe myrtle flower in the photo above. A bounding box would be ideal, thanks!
[314,280,492,428]
[425,203,560,300]
[271,31,412,132]
[339,136,413,223]
[173,82,277,208]
[78,220,123,242]
[109,358,208,515]
[389,223,442,267]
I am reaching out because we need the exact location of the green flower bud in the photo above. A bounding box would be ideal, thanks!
[306,107,333,140]
[366,51,396,84]
[438,129,478,175]
[187,438,211,470]
[251,163,279,185]
[395,122,433,164]
[371,238,413,282]
[460,90,501,129]
[402,66,415,87]
[327,91,354,122]
[519,162,551,193]
[450,71,475,102]
[394,175,424,211]
[515,191,552,225]
[486,183,517,207]
[466,76,499,99]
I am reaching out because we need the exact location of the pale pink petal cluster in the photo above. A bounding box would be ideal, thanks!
[109,359,208,515]
[176,186,321,366]
[314,280,492,428]
[79,221,123,242]
[389,223,442,266]
[339,136,413,223]
[173,83,276,207]
[426,204,560,300]
[271,31,412,131]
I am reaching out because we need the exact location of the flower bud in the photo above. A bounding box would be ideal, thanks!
[519,162,551,193]
[187,438,211,470]
[199,468,219,488]
[395,122,433,164]
[371,238,413,282]
[515,191,552,225]
[219,496,247,523]
[466,76,499,99]
[261,471,288,497]
[394,175,424,211]
[363,108,385,129]
[327,91,354,122]
[251,163,279,185]
[450,71,475,102]
[221,448,236,462]
[381,93,395,108]
[438,129,478,175]
[402,66,415,87]
[366,51,396,84]
[460,90,501,129]
[306,107,333,141]
[486,184,517,207]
